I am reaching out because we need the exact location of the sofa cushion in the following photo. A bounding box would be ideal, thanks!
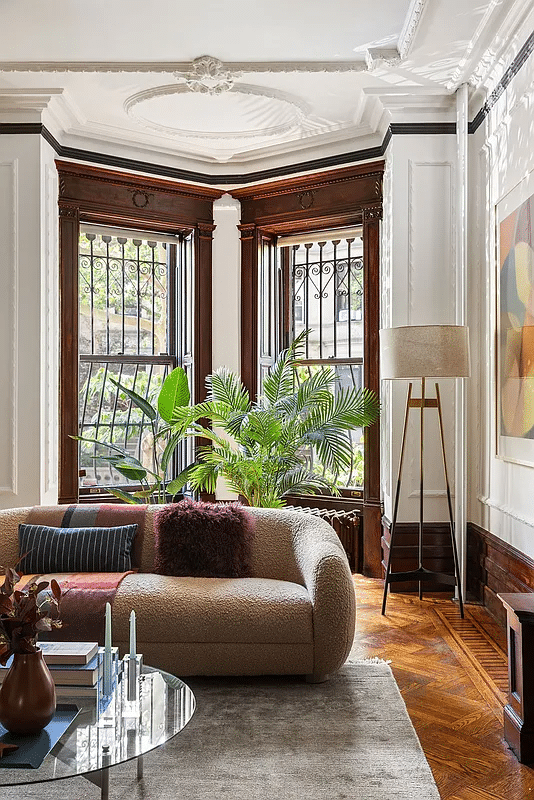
[154,499,255,578]
[114,573,313,644]
[18,524,137,573]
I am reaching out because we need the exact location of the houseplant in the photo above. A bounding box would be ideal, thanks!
[73,366,192,504]
[170,330,380,508]
[0,566,62,734]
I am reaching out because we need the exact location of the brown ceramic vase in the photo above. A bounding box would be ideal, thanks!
[0,649,56,735]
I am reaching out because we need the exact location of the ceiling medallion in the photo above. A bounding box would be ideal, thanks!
[183,56,240,95]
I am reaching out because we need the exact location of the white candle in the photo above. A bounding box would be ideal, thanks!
[104,601,112,692]
[129,609,136,658]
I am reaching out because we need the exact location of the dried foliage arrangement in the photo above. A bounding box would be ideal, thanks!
[0,565,62,665]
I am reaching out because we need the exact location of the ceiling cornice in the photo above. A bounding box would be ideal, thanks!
[0,51,403,76]
[0,59,370,74]
[398,0,429,59]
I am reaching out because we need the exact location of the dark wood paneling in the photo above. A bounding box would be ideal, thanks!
[57,160,221,230]
[467,522,534,627]
[58,206,80,505]
[233,162,384,229]
[362,207,381,577]
[57,161,220,503]
[382,518,455,592]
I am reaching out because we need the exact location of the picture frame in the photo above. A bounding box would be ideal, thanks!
[496,168,534,466]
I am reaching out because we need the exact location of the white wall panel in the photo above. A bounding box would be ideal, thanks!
[407,161,454,325]
[0,160,17,495]
[384,136,457,523]
[41,145,59,502]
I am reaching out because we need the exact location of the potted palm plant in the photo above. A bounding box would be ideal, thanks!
[170,331,380,508]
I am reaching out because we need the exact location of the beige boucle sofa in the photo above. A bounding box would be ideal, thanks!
[0,505,356,681]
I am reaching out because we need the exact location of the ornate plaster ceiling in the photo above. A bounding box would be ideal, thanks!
[0,0,531,174]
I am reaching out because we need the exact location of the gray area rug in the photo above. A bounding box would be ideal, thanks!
[4,662,440,800]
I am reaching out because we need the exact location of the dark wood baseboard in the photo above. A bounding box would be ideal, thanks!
[381,517,454,593]
[467,522,534,627]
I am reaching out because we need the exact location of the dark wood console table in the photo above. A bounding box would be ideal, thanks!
[499,593,534,763]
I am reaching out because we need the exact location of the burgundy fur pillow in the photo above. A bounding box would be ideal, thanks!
[153,499,255,578]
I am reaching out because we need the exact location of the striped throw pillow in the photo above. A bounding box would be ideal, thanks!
[18,524,137,573]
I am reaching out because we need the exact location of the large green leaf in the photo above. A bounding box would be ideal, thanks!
[108,488,144,504]
[109,462,147,482]
[70,435,128,457]
[109,376,157,421]
[157,367,190,423]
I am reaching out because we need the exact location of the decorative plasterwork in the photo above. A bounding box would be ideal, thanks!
[124,82,313,141]
[0,51,402,76]
[463,0,534,92]
[0,59,371,74]
[0,88,64,111]
[398,0,428,59]
[365,49,402,70]
[184,56,239,94]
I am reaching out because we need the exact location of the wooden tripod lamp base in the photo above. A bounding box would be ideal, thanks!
[379,325,471,617]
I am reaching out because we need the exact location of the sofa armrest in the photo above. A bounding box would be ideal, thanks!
[290,514,356,679]
[0,507,31,568]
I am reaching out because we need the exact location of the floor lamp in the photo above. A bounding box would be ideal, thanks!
[380,325,470,618]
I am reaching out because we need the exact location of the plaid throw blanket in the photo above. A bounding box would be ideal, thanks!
[19,504,148,644]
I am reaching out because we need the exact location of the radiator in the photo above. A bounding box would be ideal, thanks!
[285,505,361,573]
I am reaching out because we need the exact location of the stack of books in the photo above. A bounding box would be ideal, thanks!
[0,642,118,697]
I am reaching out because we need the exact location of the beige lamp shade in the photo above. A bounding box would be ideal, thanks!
[380,325,471,379]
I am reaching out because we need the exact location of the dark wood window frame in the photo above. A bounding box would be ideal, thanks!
[57,161,223,504]
[232,162,383,577]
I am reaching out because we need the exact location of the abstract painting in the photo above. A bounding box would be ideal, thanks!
[498,178,534,464]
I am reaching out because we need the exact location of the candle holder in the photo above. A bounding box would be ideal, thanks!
[124,653,143,702]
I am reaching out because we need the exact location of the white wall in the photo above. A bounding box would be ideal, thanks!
[468,7,534,558]
[381,133,458,525]
[0,134,58,508]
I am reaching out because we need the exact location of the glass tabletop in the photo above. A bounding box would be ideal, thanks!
[0,664,195,786]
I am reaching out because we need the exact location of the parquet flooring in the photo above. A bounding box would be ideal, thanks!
[353,575,534,799]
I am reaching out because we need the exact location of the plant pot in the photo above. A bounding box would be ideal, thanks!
[0,649,56,735]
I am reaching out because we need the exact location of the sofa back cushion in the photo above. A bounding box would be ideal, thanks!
[153,500,255,578]
[18,524,137,573]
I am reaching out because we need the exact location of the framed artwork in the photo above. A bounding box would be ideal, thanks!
[497,169,534,466]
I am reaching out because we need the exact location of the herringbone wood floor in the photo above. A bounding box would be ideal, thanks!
[353,575,534,799]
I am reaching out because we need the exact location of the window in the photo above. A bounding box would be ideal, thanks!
[279,229,365,488]
[57,160,219,504]
[234,162,382,575]
[77,225,193,496]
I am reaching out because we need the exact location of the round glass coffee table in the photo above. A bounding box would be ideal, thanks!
[0,664,195,799]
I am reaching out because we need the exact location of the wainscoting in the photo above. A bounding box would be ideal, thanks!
[467,522,534,627]
[381,518,454,592]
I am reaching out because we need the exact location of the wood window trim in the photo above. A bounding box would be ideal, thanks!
[232,161,384,577]
[57,160,223,505]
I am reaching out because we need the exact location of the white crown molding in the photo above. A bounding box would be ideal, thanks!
[398,0,429,60]
[0,88,64,112]
[466,0,534,92]
[0,59,370,74]
[445,0,526,91]
[365,49,402,70]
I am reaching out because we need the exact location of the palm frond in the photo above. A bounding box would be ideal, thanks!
[277,467,333,497]
[206,368,250,412]
[261,329,309,405]
[305,427,354,473]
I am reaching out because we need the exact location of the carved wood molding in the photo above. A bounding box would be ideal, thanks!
[55,160,223,202]
[232,162,385,201]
